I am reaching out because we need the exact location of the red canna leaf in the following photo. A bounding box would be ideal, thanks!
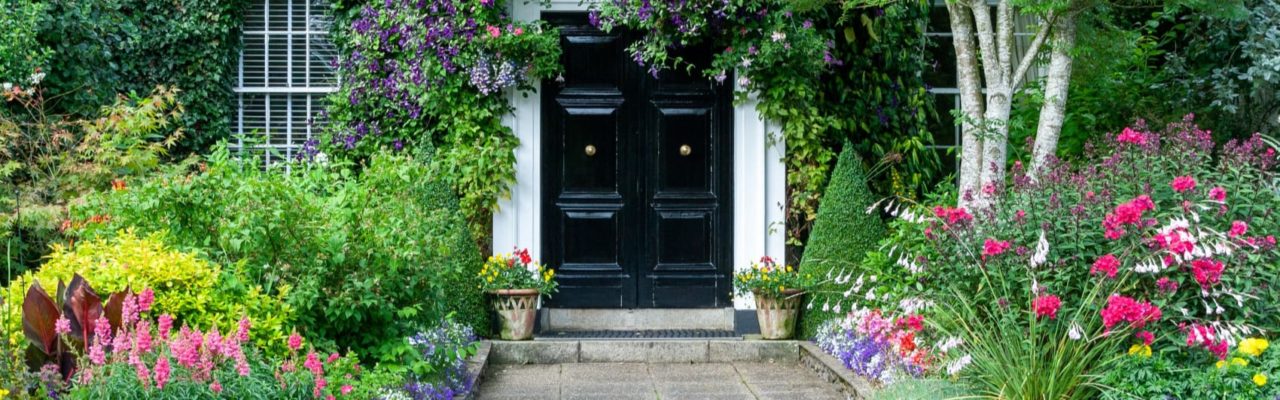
[104,289,128,333]
[62,274,103,346]
[22,281,60,355]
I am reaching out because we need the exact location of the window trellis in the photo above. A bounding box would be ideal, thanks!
[234,0,337,165]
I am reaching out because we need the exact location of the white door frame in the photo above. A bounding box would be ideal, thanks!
[493,0,786,309]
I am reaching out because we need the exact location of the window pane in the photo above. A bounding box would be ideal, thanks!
[929,94,958,146]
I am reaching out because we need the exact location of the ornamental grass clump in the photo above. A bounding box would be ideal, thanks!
[849,116,1279,399]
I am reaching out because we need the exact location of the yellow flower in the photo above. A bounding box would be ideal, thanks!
[0,388,9,398]
[1240,338,1270,357]
[786,266,793,273]
[486,276,494,283]
[1255,373,1268,386]
[1216,360,1227,369]
[1128,344,1152,358]
[779,286,785,292]
[1231,357,1249,367]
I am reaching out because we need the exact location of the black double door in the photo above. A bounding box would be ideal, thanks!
[541,13,733,308]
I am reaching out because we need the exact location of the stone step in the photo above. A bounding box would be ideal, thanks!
[539,308,737,331]
[487,339,800,365]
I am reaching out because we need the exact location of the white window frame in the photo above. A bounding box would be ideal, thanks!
[234,0,338,166]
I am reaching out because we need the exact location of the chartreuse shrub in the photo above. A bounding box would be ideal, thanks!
[798,145,884,339]
[2,232,295,356]
[72,145,485,361]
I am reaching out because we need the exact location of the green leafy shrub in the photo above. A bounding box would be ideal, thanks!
[1,84,188,273]
[0,0,49,85]
[1100,337,1280,399]
[2,232,295,356]
[37,0,248,151]
[73,146,486,361]
[798,145,885,339]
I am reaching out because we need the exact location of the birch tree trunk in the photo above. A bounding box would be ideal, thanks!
[1030,11,1078,176]
[948,1,986,208]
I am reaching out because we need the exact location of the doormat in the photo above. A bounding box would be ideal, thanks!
[535,329,740,341]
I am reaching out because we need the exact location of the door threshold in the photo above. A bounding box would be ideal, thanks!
[540,308,736,331]
[534,329,741,341]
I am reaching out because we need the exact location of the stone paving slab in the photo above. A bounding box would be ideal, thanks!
[476,362,848,400]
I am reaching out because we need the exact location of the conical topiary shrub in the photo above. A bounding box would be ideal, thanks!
[798,144,885,339]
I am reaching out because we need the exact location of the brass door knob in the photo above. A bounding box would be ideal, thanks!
[679,144,692,157]
[585,144,597,156]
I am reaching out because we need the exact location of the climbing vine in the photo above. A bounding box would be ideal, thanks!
[322,0,562,242]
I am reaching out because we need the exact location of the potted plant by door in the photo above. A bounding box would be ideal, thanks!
[479,248,558,340]
[734,256,815,340]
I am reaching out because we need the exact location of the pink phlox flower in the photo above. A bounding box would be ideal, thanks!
[1100,295,1161,332]
[313,377,328,398]
[1090,254,1121,279]
[932,206,974,226]
[1135,330,1155,346]
[1171,176,1197,193]
[1117,127,1148,145]
[982,238,1012,258]
[1152,229,1195,255]
[1156,277,1179,294]
[1228,220,1248,237]
[1032,294,1062,320]
[1209,186,1226,202]
[1191,258,1225,288]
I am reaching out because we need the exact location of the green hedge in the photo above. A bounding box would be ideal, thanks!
[73,147,487,361]
[798,145,885,339]
[37,0,247,152]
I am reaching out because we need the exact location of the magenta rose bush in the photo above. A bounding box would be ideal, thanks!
[848,116,1278,398]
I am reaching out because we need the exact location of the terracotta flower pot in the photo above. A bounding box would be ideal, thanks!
[491,288,540,340]
[754,289,804,340]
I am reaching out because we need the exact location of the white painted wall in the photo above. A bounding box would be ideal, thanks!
[496,0,786,310]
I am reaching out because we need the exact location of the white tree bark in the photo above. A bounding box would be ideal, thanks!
[947,1,986,208]
[969,0,1013,206]
[1030,11,1078,176]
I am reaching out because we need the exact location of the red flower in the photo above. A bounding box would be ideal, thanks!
[933,206,973,226]
[1191,258,1225,288]
[1100,295,1161,332]
[1032,294,1061,320]
[1171,176,1197,193]
[982,238,1011,258]
[1091,254,1120,279]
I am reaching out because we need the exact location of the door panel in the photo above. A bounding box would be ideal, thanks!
[543,12,731,308]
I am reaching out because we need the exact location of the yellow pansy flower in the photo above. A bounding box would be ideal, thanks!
[1231,357,1249,367]
[1239,338,1270,357]
[1255,373,1268,386]
[1216,360,1227,369]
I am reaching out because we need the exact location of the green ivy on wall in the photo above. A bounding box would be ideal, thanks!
[36,0,249,153]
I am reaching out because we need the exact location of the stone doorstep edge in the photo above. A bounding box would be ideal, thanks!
[460,341,493,400]
[485,340,804,364]
[798,342,878,400]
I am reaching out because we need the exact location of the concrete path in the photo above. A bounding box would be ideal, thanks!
[476,362,848,400]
